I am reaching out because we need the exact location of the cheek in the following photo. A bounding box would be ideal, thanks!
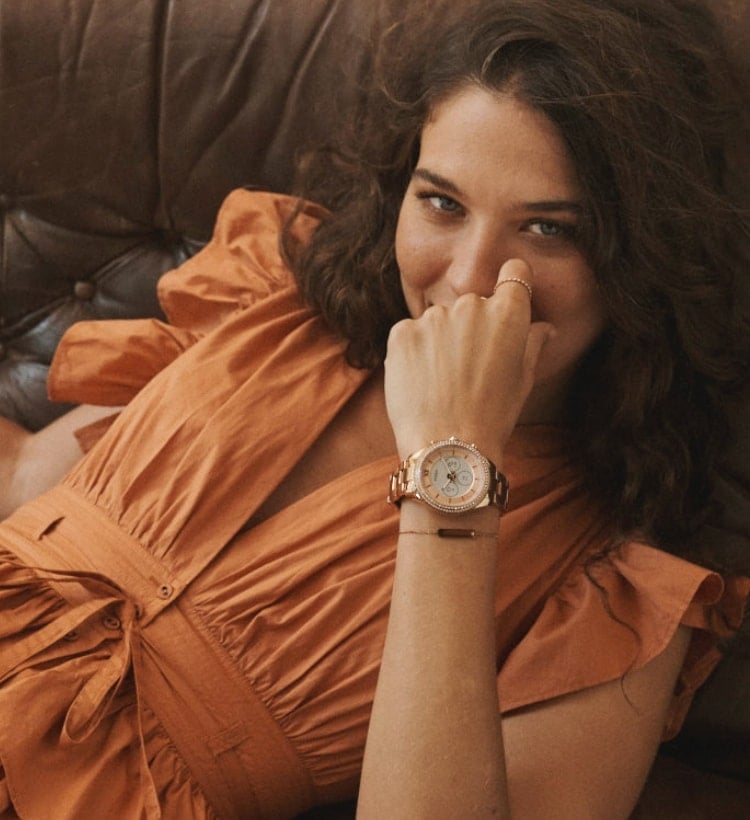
[535,267,607,353]
[571,275,607,341]
[394,209,440,298]
[393,207,411,278]
[536,264,603,322]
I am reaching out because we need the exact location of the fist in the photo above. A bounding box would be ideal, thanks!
[384,260,552,464]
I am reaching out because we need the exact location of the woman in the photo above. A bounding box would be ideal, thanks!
[0,0,748,817]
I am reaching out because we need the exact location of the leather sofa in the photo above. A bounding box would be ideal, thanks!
[1,1,748,816]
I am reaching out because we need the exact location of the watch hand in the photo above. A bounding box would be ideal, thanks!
[441,460,463,492]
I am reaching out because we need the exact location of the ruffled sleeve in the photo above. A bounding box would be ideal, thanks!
[497,541,750,740]
[48,189,323,406]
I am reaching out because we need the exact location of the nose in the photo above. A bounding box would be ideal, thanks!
[443,228,506,298]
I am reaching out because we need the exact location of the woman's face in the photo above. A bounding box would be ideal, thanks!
[395,85,607,422]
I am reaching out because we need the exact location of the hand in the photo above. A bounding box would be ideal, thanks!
[384,259,553,464]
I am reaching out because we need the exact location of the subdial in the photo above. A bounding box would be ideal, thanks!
[432,458,474,497]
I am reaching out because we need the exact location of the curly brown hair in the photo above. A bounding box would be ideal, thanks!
[286,0,750,570]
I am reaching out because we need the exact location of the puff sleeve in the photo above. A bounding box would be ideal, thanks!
[48,190,323,407]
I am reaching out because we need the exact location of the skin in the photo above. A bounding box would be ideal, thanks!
[394,83,607,447]
[357,85,689,818]
[0,405,120,520]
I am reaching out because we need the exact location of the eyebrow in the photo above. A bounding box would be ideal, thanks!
[412,168,464,196]
[411,167,583,214]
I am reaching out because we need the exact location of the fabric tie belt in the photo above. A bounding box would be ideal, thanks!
[0,484,318,819]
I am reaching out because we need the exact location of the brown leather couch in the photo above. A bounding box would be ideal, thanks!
[1,1,748,816]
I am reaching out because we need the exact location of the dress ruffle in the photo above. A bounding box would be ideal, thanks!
[498,540,750,739]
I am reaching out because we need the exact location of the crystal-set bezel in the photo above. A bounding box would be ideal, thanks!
[413,438,491,514]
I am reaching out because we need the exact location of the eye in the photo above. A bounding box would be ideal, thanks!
[417,192,463,215]
[428,195,459,212]
[526,219,576,239]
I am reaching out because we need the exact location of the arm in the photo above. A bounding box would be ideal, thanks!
[0,405,121,519]
[358,262,689,818]
[500,626,690,818]
[358,500,508,817]
[359,261,538,817]
[359,526,689,820]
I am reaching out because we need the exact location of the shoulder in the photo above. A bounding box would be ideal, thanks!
[208,188,328,253]
[158,189,327,332]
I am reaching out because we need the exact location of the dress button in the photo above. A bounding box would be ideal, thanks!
[157,583,173,599]
[73,280,96,300]
[103,616,121,630]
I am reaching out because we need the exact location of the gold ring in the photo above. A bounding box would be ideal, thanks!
[493,277,533,301]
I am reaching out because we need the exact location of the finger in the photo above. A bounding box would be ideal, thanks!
[492,258,534,303]
[524,321,555,372]
[519,321,556,399]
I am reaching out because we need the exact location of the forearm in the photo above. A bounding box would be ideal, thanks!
[358,501,508,819]
[0,416,33,519]
[367,264,544,816]
[0,405,120,519]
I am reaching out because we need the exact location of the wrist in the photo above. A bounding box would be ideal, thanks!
[398,498,501,535]
[396,502,500,562]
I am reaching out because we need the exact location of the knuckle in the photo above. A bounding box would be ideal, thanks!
[453,293,483,313]
[386,318,411,348]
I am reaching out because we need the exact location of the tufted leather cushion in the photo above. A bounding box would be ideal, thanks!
[0,0,388,429]
[0,0,749,795]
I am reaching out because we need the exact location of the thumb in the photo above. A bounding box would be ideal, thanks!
[522,321,555,385]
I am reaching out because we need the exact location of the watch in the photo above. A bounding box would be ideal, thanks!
[388,437,509,514]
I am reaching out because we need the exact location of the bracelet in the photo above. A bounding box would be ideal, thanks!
[399,528,498,539]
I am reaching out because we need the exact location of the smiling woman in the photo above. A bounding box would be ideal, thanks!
[293,0,750,566]
[395,88,606,425]
[0,0,748,818]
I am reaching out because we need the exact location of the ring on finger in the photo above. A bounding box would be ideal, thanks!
[493,277,533,301]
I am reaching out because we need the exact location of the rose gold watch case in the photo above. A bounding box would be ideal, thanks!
[388,437,509,514]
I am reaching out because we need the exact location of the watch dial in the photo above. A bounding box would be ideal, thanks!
[415,440,490,513]
[429,456,473,497]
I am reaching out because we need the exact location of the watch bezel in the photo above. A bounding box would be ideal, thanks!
[413,438,492,514]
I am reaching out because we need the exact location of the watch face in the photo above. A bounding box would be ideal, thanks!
[414,439,491,514]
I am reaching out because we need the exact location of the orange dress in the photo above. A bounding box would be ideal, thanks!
[0,190,747,819]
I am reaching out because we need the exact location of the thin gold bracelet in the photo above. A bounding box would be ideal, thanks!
[399,528,498,539]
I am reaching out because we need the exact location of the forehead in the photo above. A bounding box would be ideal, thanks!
[420,85,581,198]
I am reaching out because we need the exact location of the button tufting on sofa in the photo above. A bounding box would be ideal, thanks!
[73,280,97,301]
